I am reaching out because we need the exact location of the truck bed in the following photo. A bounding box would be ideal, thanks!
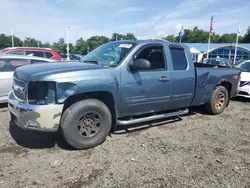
[194,62,234,68]
[191,64,241,106]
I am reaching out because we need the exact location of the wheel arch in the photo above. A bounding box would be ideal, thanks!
[62,91,118,131]
[217,79,232,106]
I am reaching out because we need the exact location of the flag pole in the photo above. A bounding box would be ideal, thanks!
[207,34,211,58]
[179,25,184,44]
[233,22,240,65]
[207,15,213,59]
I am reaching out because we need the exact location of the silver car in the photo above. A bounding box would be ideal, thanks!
[0,54,58,103]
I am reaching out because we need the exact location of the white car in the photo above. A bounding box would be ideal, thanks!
[0,55,57,103]
[237,60,250,98]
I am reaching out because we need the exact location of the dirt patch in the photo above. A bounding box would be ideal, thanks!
[62,169,104,188]
[0,144,29,156]
[0,101,250,187]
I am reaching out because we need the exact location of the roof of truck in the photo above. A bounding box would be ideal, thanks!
[109,39,188,46]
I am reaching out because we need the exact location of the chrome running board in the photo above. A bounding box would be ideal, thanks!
[117,108,189,125]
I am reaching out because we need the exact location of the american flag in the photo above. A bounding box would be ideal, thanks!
[210,15,213,37]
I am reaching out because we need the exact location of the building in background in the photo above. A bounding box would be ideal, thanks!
[186,43,250,63]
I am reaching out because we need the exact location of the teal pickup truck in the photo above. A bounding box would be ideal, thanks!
[8,40,241,149]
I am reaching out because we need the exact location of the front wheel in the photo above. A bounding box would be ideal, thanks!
[205,85,229,115]
[60,99,112,149]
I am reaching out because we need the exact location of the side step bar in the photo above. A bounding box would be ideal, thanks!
[117,108,189,125]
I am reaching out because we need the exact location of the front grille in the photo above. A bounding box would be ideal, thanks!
[13,77,27,101]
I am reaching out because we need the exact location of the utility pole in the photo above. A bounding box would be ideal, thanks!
[66,26,70,61]
[11,28,14,47]
[233,22,241,65]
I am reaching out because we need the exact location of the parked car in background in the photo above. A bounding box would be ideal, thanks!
[236,60,250,98]
[235,59,245,66]
[0,47,63,61]
[60,53,81,61]
[8,40,241,149]
[0,55,58,103]
[203,58,233,67]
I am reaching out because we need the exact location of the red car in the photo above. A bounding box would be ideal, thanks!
[0,47,63,61]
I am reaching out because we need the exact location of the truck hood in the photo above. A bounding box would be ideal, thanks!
[14,62,106,81]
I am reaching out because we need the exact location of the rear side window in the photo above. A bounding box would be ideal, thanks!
[26,51,44,57]
[0,59,29,72]
[170,47,188,70]
[45,52,53,58]
[7,51,24,55]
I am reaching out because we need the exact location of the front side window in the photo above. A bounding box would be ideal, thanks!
[7,50,24,55]
[26,51,44,57]
[135,46,165,70]
[82,42,136,67]
[0,59,29,72]
[170,47,188,70]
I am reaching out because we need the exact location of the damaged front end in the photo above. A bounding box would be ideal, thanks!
[8,78,65,132]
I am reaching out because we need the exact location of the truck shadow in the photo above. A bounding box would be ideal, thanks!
[8,107,209,150]
[112,106,208,135]
[9,121,75,150]
[232,96,250,103]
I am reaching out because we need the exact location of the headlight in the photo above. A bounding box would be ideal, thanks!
[28,82,56,105]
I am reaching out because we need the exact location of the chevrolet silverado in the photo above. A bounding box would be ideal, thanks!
[8,40,241,149]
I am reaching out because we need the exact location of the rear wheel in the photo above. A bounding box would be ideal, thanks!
[60,99,112,149]
[205,85,229,115]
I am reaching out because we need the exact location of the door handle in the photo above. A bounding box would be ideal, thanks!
[159,76,169,82]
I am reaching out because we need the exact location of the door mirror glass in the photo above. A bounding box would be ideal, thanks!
[130,59,151,70]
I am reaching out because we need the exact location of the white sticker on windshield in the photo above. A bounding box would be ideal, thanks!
[119,44,133,48]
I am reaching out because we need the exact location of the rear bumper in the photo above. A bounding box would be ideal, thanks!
[8,90,63,132]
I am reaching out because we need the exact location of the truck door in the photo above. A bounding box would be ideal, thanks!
[119,43,172,117]
[167,44,196,109]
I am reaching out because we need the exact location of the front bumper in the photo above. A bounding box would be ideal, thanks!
[236,85,250,98]
[8,90,64,132]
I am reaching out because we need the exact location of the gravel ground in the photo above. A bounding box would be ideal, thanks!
[0,98,250,188]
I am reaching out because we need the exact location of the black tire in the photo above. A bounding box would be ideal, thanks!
[60,99,112,149]
[205,85,229,115]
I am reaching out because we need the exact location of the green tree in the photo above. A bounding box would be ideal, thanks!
[163,34,178,42]
[74,38,88,54]
[242,26,250,43]
[86,36,109,51]
[23,37,41,47]
[42,42,51,48]
[0,34,23,49]
[125,33,137,40]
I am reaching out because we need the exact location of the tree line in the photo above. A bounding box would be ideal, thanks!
[0,26,250,55]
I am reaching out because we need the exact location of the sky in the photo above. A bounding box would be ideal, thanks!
[1,0,250,44]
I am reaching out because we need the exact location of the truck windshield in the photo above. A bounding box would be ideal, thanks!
[237,61,250,72]
[82,42,136,67]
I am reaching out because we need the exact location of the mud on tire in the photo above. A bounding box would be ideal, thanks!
[60,99,112,149]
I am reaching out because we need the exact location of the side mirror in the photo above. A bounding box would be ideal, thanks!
[129,59,151,71]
